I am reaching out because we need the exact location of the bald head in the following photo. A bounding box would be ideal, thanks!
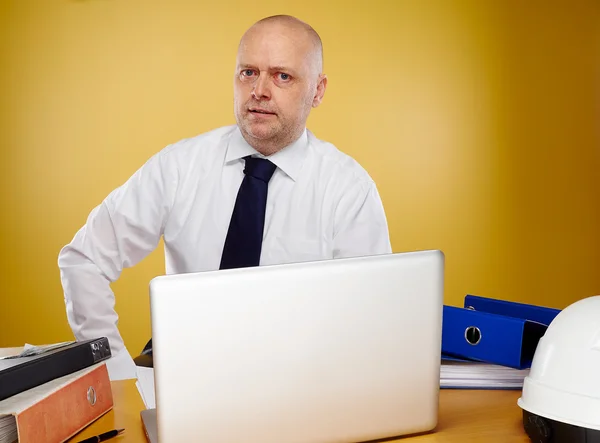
[240,15,324,76]
[233,15,328,155]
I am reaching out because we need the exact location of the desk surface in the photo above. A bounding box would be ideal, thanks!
[67,381,530,442]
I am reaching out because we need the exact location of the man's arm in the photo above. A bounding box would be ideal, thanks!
[58,150,176,380]
[333,179,392,258]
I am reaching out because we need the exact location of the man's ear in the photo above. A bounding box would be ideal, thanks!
[312,74,328,108]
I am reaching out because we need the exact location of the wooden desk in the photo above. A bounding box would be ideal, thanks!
[68,381,530,442]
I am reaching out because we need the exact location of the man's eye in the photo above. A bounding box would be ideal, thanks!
[278,73,290,81]
[242,69,255,77]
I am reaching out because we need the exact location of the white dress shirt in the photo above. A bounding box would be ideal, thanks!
[58,125,392,380]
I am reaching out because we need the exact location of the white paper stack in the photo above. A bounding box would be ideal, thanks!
[440,358,530,389]
[0,414,17,443]
[135,367,156,409]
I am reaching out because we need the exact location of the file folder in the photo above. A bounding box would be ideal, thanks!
[463,295,561,326]
[0,338,112,401]
[441,296,561,369]
[0,363,113,443]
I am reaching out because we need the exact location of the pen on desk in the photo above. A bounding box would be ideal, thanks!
[76,428,125,443]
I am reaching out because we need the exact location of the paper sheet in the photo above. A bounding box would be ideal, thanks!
[0,342,75,360]
[440,359,530,389]
[0,414,17,443]
[135,367,156,409]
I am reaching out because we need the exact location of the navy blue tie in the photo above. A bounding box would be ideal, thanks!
[219,156,277,270]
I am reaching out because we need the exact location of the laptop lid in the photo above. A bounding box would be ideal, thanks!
[150,250,444,443]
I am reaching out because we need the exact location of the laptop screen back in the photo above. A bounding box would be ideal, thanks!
[149,250,444,443]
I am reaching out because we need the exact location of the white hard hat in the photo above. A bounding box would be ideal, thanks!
[518,295,600,442]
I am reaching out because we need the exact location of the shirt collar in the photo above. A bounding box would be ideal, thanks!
[225,126,308,182]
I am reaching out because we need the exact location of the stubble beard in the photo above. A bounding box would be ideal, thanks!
[237,112,302,156]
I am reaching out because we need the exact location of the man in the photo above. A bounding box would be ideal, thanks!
[58,15,391,380]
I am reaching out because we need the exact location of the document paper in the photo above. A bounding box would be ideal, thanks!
[136,367,156,409]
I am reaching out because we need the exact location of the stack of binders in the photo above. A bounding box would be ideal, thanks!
[0,338,113,443]
[441,295,561,390]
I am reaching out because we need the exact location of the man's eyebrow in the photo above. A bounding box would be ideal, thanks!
[270,66,298,75]
[237,63,299,76]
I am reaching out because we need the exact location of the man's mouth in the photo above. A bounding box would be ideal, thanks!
[249,108,276,115]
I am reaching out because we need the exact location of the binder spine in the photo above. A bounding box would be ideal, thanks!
[442,307,526,368]
[0,338,111,401]
[16,363,113,443]
[464,295,561,326]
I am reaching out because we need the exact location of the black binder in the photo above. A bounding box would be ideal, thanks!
[0,337,111,401]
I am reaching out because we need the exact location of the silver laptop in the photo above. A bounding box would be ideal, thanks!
[143,250,444,443]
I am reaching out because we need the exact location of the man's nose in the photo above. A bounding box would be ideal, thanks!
[252,74,271,100]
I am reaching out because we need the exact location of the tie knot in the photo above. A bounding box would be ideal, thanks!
[243,156,277,183]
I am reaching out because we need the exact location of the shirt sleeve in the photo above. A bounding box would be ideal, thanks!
[332,179,392,259]
[57,150,176,380]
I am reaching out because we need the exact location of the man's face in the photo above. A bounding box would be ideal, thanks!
[233,23,323,154]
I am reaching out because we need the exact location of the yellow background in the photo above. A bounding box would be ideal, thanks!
[1,1,599,353]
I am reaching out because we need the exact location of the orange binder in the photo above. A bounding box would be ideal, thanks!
[0,362,113,443]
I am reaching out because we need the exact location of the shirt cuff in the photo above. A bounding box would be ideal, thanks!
[105,347,137,380]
